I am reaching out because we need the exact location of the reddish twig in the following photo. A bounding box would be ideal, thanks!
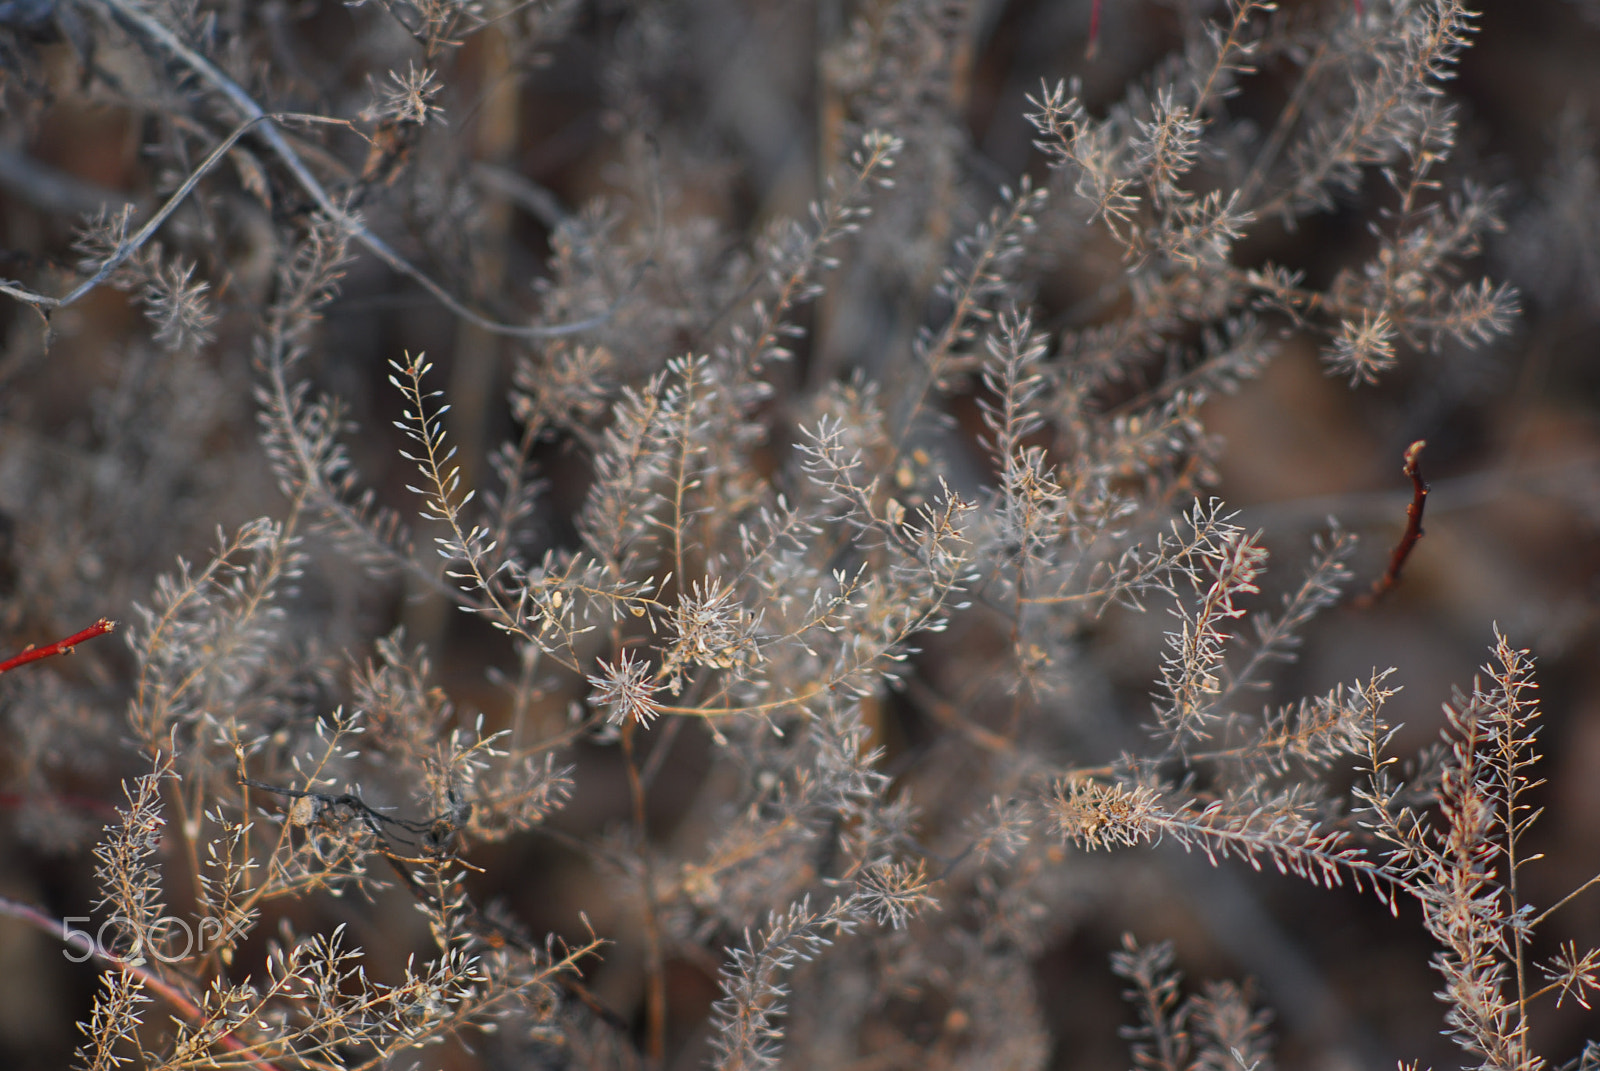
[0,790,123,823]
[1354,440,1428,608]
[0,895,286,1071]
[0,618,116,676]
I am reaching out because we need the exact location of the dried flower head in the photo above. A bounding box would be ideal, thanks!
[363,62,447,126]
[587,649,663,727]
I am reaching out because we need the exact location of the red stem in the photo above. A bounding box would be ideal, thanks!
[1355,440,1429,608]
[0,619,117,676]
[0,895,286,1071]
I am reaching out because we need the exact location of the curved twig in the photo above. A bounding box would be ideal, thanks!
[0,115,297,310]
[1354,439,1429,608]
[35,0,621,339]
[0,895,286,1071]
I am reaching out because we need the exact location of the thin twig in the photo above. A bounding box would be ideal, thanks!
[0,618,116,676]
[238,776,467,854]
[240,775,632,1034]
[471,161,569,229]
[374,852,631,1032]
[0,895,286,1071]
[0,115,309,310]
[52,0,620,339]
[1533,873,1600,927]
[621,720,668,1063]
[1354,439,1429,608]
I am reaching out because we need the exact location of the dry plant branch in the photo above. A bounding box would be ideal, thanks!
[0,114,328,313]
[1354,439,1430,608]
[2,3,1586,1070]
[0,895,285,1071]
[56,0,626,340]
[0,618,116,676]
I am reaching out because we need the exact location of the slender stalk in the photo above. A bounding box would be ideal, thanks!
[0,895,286,1071]
[1354,440,1429,608]
[68,0,619,340]
[0,619,116,676]
[621,720,668,1064]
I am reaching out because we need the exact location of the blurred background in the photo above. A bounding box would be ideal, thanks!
[1,1,1598,1069]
